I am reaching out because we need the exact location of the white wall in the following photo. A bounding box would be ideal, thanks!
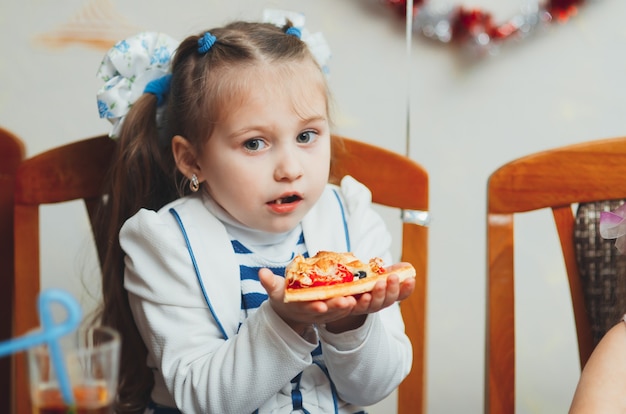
[2,0,626,412]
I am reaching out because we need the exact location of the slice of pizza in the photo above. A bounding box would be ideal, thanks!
[283,251,416,302]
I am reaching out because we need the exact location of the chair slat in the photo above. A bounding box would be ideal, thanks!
[331,135,429,414]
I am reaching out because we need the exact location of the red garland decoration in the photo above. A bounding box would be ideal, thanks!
[385,0,586,53]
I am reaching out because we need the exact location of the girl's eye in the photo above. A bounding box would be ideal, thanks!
[243,139,266,151]
[296,131,317,144]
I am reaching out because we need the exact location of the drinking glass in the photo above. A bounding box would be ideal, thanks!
[27,326,120,414]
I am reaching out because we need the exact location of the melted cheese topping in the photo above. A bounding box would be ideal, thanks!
[286,251,385,288]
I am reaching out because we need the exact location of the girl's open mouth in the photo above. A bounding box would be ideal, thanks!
[270,194,302,205]
[267,194,303,213]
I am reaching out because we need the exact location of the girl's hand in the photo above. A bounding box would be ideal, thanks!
[351,263,416,315]
[258,268,358,331]
[325,269,415,333]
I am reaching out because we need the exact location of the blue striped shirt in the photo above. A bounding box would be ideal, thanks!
[233,231,308,320]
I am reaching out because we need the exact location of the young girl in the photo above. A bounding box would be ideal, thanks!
[94,16,415,414]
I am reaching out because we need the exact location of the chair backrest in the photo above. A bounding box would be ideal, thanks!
[12,134,115,414]
[485,136,626,414]
[11,134,428,414]
[0,127,25,414]
[331,135,429,414]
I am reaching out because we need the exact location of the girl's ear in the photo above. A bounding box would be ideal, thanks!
[172,135,201,180]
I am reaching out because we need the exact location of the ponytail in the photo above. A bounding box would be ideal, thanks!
[94,93,180,413]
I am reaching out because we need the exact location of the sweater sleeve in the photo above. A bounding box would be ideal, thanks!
[317,175,413,406]
[121,204,319,413]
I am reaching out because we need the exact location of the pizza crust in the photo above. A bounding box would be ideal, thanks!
[283,251,416,302]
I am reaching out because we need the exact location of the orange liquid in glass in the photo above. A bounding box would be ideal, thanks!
[34,384,112,414]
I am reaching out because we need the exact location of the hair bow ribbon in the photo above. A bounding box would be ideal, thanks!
[262,9,332,75]
[96,32,179,138]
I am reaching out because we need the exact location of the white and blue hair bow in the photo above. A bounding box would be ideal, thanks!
[96,32,179,138]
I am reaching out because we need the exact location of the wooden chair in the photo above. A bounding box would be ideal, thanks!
[0,127,25,414]
[485,136,626,414]
[331,135,429,414]
[12,134,115,414]
[11,134,429,414]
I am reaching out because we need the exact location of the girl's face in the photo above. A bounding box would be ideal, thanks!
[196,62,331,234]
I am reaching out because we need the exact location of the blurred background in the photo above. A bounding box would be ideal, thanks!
[2,0,625,412]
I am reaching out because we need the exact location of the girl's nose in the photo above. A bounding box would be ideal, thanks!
[274,151,304,182]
